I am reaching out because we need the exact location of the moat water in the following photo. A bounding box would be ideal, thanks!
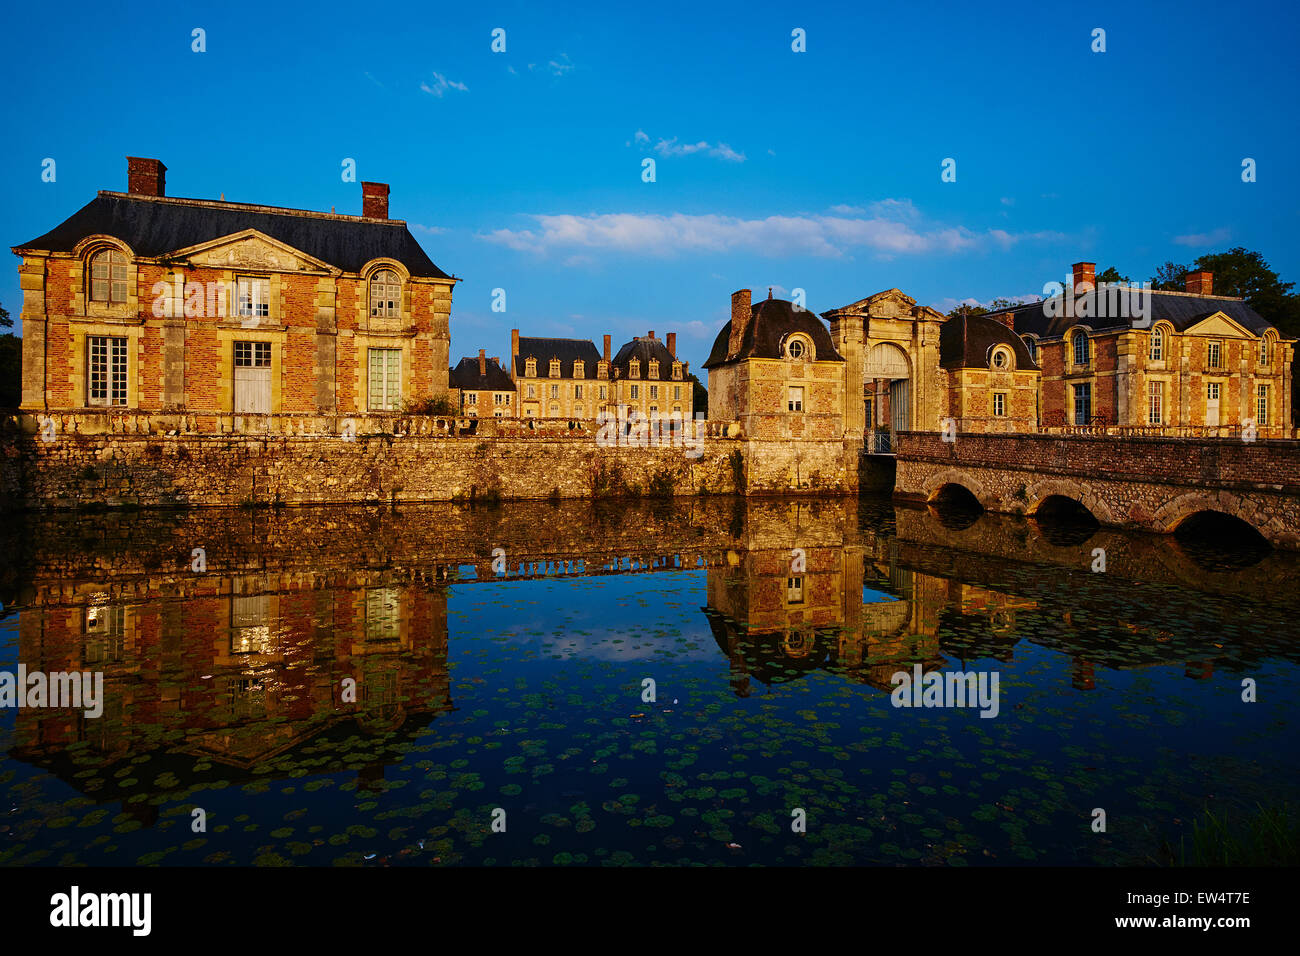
[0,495,1296,867]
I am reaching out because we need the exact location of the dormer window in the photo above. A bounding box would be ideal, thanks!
[549,358,561,378]
[990,346,1011,370]
[525,358,537,377]
[630,359,640,379]
[788,339,805,359]
[598,361,609,379]
[90,249,129,303]
[573,359,585,378]
[369,269,401,317]
[649,359,660,379]
[672,362,683,380]
[1022,336,1037,364]
[1150,327,1164,361]
[1259,337,1270,365]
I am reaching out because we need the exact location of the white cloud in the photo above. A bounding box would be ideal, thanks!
[549,54,575,76]
[654,138,745,162]
[420,72,468,97]
[1000,197,1015,206]
[410,224,448,235]
[634,129,650,145]
[483,206,1063,260]
[1173,227,1232,247]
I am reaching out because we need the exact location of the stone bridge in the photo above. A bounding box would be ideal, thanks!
[893,431,1300,550]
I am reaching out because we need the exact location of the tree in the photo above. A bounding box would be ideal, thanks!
[686,371,708,412]
[0,302,16,408]
[946,297,1022,319]
[1150,261,1189,291]
[1097,266,1130,284]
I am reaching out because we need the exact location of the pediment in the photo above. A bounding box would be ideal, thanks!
[830,288,918,318]
[171,230,335,273]
[1184,311,1254,338]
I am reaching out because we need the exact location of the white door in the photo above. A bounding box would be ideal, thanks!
[890,378,910,432]
[1206,382,1220,428]
[233,342,272,413]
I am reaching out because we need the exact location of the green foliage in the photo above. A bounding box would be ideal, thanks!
[402,394,456,416]
[1160,803,1299,866]
[686,371,708,411]
[0,300,11,328]
[1150,260,1188,291]
[0,333,19,407]
[1096,266,1130,284]
[946,297,1023,319]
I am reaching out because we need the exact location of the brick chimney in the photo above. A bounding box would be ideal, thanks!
[603,335,611,363]
[361,181,390,220]
[127,157,166,197]
[1072,261,1096,291]
[666,332,676,358]
[647,330,655,341]
[728,289,752,359]
[511,329,520,369]
[1185,270,1213,296]
[491,356,499,367]
[478,349,486,376]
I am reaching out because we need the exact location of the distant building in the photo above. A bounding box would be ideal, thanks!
[510,330,606,419]
[12,156,455,419]
[450,350,515,417]
[610,331,692,420]
[996,262,1293,435]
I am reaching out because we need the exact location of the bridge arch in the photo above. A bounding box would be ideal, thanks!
[1025,478,1115,524]
[1155,491,1266,539]
[921,469,989,509]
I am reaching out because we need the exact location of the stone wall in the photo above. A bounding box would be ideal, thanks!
[0,411,863,510]
[894,430,1300,548]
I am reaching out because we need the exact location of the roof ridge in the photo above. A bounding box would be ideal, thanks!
[97,190,408,225]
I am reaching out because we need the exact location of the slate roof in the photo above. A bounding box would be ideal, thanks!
[703,297,845,369]
[1000,288,1273,339]
[611,337,679,378]
[13,192,452,279]
[450,356,515,391]
[513,337,603,378]
[939,314,1039,371]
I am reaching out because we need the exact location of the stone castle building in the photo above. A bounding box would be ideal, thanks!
[507,328,693,421]
[12,157,455,419]
[450,350,515,417]
[994,262,1292,436]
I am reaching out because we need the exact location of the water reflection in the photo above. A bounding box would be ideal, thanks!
[0,496,1296,866]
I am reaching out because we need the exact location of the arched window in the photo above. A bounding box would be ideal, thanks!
[1260,336,1270,365]
[788,339,805,359]
[90,249,128,303]
[369,269,401,317]
[1150,327,1164,361]
[991,346,1011,370]
[1072,331,1090,367]
[1022,336,1037,364]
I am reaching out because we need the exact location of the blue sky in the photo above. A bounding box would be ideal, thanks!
[2,0,1297,372]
